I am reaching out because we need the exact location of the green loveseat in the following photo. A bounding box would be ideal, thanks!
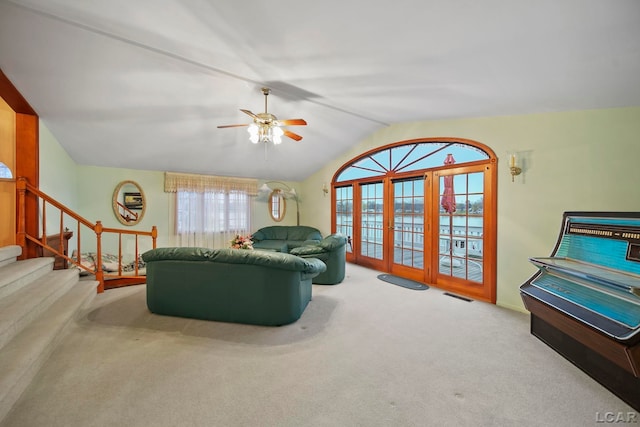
[290,233,347,285]
[141,247,326,326]
[251,226,322,253]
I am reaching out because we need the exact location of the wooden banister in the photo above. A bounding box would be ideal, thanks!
[16,177,158,293]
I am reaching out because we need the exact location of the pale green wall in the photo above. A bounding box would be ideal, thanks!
[39,123,78,215]
[39,129,302,256]
[75,165,171,256]
[40,134,303,255]
[39,123,79,250]
[252,180,302,230]
[301,106,640,311]
[39,107,640,311]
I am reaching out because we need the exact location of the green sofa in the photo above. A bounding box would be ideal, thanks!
[289,233,347,285]
[141,247,326,326]
[251,226,322,253]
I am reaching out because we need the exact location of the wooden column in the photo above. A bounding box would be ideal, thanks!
[1,69,39,259]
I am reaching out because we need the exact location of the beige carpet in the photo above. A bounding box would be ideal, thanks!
[1,264,635,427]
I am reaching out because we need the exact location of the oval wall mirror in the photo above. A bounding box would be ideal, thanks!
[112,180,146,226]
[268,189,286,222]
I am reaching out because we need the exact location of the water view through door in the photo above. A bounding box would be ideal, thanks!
[390,177,426,278]
[437,169,485,285]
[333,139,496,303]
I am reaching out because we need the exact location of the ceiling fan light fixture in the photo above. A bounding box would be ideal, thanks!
[247,123,284,145]
[220,87,306,144]
[247,124,260,143]
[272,126,284,145]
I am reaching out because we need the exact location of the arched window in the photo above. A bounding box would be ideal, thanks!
[0,162,12,179]
[332,138,497,303]
[336,141,489,182]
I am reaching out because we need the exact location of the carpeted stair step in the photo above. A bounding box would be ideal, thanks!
[0,278,97,421]
[0,268,79,352]
[0,245,22,268]
[0,257,55,299]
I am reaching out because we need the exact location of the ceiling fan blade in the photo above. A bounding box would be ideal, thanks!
[217,123,250,128]
[276,118,307,126]
[283,129,303,142]
[240,109,259,119]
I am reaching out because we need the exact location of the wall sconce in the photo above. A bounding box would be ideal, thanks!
[322,183,329,197]
[509,153,522,182]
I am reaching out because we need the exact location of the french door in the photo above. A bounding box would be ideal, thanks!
[335,172,495,301]
[388,176,426,280]
[431,164,495,302]
[333,139,496,303]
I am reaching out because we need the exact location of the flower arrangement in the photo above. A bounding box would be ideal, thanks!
[230,234,254,250]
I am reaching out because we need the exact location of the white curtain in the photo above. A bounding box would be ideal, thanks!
[165,172,257,249]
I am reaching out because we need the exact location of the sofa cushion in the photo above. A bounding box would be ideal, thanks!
[142,247,213,262]
[253,240,289,252]
[252,226,322,242]
[142,247,326,276]
[257,226,289,240]
[210,248,325,275]
[289,245,325,256]
[287,226,322,241]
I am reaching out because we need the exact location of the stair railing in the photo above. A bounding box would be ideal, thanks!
[16,177,157,293]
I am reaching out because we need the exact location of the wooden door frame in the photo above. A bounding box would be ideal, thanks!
[429,162,497,303]
[331,138,497,303]
[387,173,432,283]
[351,179,387,272]
[0,69,39,259]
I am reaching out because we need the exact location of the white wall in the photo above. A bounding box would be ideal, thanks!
[301,106,640,311]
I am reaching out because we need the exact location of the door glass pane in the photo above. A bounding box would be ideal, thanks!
[439,172,484,283]
[360,182,383,260]
[393,178,424,268]
[336,186,353,253]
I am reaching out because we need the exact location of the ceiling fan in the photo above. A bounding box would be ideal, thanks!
[217,87,307,143]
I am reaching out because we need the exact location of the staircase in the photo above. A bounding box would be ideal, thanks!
[0,245,97,422]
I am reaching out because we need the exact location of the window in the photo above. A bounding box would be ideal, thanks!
[0,162,12,179]
[176,190,250,234]
[336,141,489,182]
[165,172,257,248]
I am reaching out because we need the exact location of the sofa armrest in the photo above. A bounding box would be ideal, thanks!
[319,234,348,251]
[251,230,266,241]
[290,245,326,256]
[300,257,327,280]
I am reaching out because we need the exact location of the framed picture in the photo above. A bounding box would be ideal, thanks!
[123,192,143,210]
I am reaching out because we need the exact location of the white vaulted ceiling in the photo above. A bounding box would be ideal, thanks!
[1,0,639,181]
